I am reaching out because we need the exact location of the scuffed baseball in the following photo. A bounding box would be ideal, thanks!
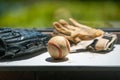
[47,36,70,60]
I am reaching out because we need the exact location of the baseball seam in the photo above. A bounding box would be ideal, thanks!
[65,38,70,52]
[48,42,62,59]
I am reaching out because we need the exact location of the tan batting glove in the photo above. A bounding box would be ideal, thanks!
[52,18,104,44]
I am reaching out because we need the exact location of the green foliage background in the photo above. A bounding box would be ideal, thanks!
[0,0,120,29]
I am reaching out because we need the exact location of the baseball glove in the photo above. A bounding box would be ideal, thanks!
[52,18,104,43]
[0,28,51,59]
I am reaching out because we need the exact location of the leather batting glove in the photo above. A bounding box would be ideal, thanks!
[52,18,104,44]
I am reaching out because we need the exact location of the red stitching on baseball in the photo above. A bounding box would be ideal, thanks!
[48,42,62,59]
[65,38,70,52]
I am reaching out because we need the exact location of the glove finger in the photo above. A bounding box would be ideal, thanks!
[69,18,92,29]
[53,22,71,36]
[59,19,69,26]
[69,18,97,35]
[59,19,77,31]
[53,29,81,43]
[52,29,71,41]
[52,29,69,37]
[69,18,104,37]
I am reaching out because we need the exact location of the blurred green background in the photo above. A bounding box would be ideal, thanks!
[0,0,120,29]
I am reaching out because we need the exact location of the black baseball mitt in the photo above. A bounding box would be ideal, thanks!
[0,28,51,59]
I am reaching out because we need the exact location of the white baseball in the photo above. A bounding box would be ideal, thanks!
[47,36,70,59]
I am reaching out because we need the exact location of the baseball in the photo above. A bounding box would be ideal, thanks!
[47,36,70,60]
